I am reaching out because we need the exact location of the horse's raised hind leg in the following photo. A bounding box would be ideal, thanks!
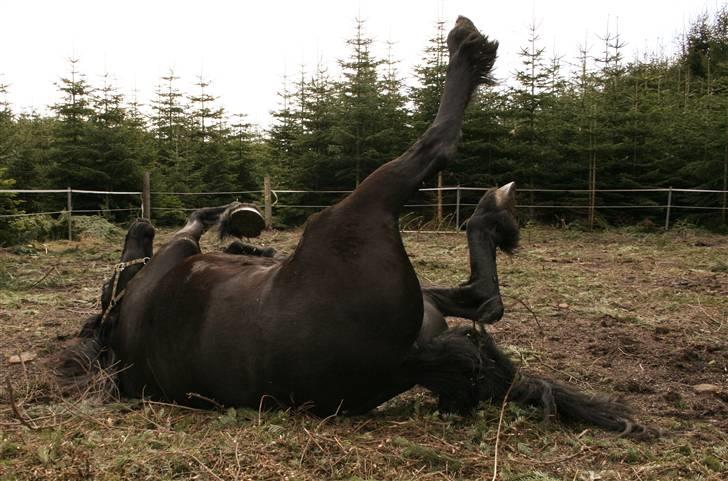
[338,17,498,215]
[126,203,248,293]
[171,205,235,244]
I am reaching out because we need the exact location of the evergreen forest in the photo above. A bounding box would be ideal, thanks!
[2,10,728,243]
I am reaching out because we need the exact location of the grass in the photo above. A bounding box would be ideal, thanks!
[1,225,727,480]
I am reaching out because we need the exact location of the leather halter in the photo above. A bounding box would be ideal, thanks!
[100,257,150,324]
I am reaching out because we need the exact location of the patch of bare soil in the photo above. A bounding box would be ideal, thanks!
[1,226,726,480]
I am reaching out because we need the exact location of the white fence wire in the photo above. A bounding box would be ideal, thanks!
[1,185,726,237]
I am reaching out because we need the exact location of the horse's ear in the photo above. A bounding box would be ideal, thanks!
[495,182,516,209]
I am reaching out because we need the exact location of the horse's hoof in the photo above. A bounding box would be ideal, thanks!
[225,204,265,238]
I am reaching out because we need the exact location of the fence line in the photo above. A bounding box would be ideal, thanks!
[2,178,727,239]
[3,187,726,195]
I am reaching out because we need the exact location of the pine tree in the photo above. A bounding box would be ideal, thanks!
[124,89,156,187]
[376,41,412,159]
[336,17,385,186]
[296,62,339,188]
[508,22,553,217]
[188,76,236,202]
[149,70,192,223]
[410,20,448,133]
[456,89,511,187]
[7,112,53,194]
[0,78,12,163]
[47,58,100,204]
[151,70,189,174]
[87,73,143,216]
[0,80,21,241]
[268,74,303,182]
[228,113,259,193]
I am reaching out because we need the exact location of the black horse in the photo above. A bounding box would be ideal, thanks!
[60,17,647,436]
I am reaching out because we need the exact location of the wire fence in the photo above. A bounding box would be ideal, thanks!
[1,183,726,239]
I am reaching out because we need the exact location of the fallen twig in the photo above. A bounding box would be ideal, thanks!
[179,451,224,481]
[503,294,544,335]
[315,399,343,431]
[144,399,209,412]
[300,399,345,465]
[186,392,224,410]
[28,265,58,288]
[511,444,587,466]
[5,376,38,430]
[536,356,592,389]
[491,371,518,481]
[691,298,724,330]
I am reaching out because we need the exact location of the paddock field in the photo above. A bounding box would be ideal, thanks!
[1,224,726,481]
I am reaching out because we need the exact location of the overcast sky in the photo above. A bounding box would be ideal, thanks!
[0,0,723,127]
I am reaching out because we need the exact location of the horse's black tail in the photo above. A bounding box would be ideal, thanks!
[443,327,655,437]
[509,374,652,437]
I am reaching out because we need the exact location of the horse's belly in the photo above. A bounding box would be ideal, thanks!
[115,250,423,410]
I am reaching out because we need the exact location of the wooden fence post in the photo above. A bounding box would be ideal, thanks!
[455,186,461,230]
[722,156,727,224]
[665,186,673,231]
[436,173,443,224]
[66,186,73,241]
[263,175,272,229]
[142,171,151,219]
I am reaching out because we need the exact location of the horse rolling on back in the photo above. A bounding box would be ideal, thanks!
[59,17,650,437]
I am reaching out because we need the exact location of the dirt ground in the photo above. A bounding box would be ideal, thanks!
[0,224,726,480]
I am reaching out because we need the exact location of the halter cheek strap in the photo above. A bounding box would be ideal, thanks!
[100,257,150,324]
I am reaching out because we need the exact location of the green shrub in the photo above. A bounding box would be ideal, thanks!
[3,214,57,245]
[1,213,123,246]
[55,212,123,241]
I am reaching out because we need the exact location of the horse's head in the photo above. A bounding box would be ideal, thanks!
[466,182,519,324]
